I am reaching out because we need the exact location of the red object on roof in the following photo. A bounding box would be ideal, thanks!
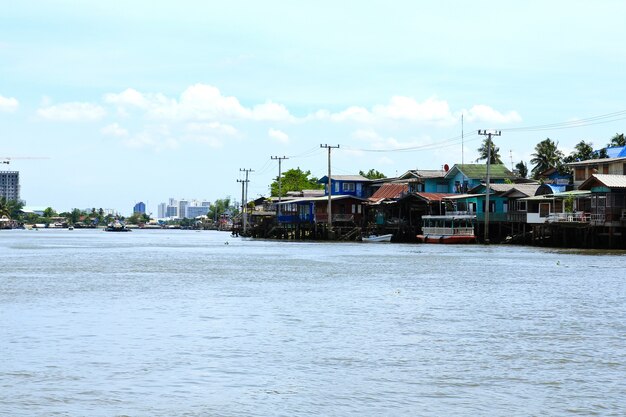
[369,183,408,201]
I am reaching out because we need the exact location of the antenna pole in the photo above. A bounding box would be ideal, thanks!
[477,129,502,244]
[271,156,288,219]
[320,144,340,233]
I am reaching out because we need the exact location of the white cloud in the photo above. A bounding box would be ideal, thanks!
[38,102,106,121]
[317,96,456,125]
[0,95,19,112]
[104,84,294,122]
[268,128,289,144]
[101,123,129,137]
[463,105,522,124]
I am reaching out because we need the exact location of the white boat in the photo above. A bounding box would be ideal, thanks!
[416,214,476,244]
[362,233,393,242]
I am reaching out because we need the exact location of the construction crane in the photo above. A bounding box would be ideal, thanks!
[1,157,50,165]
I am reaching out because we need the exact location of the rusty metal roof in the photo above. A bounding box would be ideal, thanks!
[369,183,408,201]
[413,192,456,202]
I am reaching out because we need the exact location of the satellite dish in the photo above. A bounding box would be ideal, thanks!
[444,164,449,172]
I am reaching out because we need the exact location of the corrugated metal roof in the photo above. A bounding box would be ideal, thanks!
[579,174,626,189]
[567,156,626,166]
[330,175,370,181]
[521,190,591,201]
[446,164,515,179]
[369,183,408,201]
[414,192,456,202]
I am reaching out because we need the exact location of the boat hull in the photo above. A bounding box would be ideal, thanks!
[362,234,393,242]
[416,234,476,244]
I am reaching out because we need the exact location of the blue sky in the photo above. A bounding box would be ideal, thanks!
[2,0,626,214]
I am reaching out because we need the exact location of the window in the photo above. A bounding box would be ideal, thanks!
[575,168,586,181]
[539,203,550,217]
[603,164,609,174]
[342,182,355,192]
[518,201,527,212]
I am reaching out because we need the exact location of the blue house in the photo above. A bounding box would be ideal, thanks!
[318,175,371,197]
[397,169,449,193]
[444,164,517,194]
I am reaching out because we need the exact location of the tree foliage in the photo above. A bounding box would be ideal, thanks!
[0,197,24,219]
[208,197,237,220]
[270,168,323,196]
[563,140,595,163]
[359,169,386,179]
[530,138,564,178]
[515,161,528,178]
[475,137,503,164]
[607,133,626,148]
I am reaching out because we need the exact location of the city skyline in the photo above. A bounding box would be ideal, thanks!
[2,1,626,214]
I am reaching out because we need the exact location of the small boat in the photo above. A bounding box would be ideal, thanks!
[104,220,132,232]
[362,233,393,242]
[417,214,476,244]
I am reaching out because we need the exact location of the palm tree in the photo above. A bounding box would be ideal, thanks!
[563,140,595,163]
[0,197,24,219]
[530,138,564,179]
[515,161,528,178]
[607,133,626,148]
[476,137,503,164]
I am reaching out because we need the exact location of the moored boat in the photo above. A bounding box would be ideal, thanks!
[104,220,131,232]
[417,214,476,244]
[361,233,393,242]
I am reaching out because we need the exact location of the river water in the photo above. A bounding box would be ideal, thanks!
[1,229,625,416]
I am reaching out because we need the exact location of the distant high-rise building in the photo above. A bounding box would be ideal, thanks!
[186,205,210,218]
[178,199,189,219]
[157,202,167,219]
[0,171,20,201]
[165,205,178,218]
[133,201,146,214]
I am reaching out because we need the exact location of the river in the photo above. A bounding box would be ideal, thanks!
[1,229,625,416]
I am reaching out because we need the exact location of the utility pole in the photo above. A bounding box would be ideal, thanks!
[238,168,253,234]
[271,156,288,218]
[320,144,340,232]
[477,129,501,244]
[461,114,464,166]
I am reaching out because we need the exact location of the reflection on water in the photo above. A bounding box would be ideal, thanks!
[1,229,625,416]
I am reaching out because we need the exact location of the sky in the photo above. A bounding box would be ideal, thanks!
[2,0,626,215]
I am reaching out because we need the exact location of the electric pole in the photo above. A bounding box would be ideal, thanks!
[271,156,288,218]
[320,144,340,232]
[238,168,253,234]
[477,129,501,244]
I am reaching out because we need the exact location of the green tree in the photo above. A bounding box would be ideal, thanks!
[476,137,503,164]
[359,169,386,179]
[515,161,528,178]
[563,140,595,163]
[0,197,24,219]
[67,208,83,224]
[530,138,564,179]
[208,197,237,220]
[270,168,323,197]
[43,207,56,218]
[607,133,626,148]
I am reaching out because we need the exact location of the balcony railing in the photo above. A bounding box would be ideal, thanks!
[421,226,475,236]
[315,213,355,223]
[546,212,591,223]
